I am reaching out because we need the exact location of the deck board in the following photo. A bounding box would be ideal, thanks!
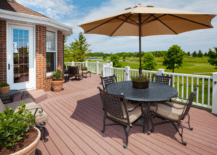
[35,74,217,155]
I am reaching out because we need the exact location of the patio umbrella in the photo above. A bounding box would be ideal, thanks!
[78,4,216,76]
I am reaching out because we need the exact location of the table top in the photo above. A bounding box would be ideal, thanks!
[107,81,178,102]
[0,89,27,98]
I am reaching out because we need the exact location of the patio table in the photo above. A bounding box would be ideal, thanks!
[0,89,28,104]
[107,81,178,134]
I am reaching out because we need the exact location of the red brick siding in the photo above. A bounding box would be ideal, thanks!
[0,20,7,84]
[35,25,46,90]
[57,31,64,71]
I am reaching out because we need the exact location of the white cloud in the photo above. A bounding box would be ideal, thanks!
[16,0,75,20]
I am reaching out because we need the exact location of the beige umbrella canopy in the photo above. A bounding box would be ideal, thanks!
[78,4,216,75]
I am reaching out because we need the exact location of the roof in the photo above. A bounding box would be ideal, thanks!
[0,0,48,18]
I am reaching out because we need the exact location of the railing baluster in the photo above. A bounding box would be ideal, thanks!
[191,77,193,92]
[186,76,188,99]
[182,76,184,100]
[202,78,204,105]
[196,77,199,104]
[172,75,175,88]
[208,78,210,107]
[177,75,179,98]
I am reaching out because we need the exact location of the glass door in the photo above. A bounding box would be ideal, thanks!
[7,25,35,90]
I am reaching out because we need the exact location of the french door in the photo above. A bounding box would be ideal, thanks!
[7,25,35,90]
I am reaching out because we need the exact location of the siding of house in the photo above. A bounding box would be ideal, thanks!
[0,20,7,84]
[36,26,65,92]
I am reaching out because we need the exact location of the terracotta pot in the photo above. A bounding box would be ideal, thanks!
[51,80,64,92]
[132,81,149,89]
[0,86,10,94]
[11,127,41,155]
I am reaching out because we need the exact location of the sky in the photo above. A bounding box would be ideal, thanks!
[16,0,217,54]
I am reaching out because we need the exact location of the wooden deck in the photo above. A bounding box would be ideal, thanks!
[36,74,217,155]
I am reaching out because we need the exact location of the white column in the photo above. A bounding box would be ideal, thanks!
[157,69,164,75]
[96,61,99,75]
[212,72,217,114]
[71,61,75,66]
[124,66,130,81]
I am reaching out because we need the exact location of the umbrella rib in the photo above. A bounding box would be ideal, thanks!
[110,14,133,36]
[141,14,166,25]
[141,15,153,24]
[150,14,177,34]
[122,14,139,24]
[85,15,121,33]
[116,17,138,25]
[169,14,212,28]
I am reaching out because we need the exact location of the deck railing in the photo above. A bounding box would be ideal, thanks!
[103,65,217,114]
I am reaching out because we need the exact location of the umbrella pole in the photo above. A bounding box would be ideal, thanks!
[139,13,142,77]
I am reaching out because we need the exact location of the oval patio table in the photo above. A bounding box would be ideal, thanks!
[107,81,178,134]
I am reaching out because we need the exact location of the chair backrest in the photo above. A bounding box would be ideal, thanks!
[152,74,172,86]
[98,87,130,124]
[68,66,79,75]
[179,85,199,120]
[100,74,117,91]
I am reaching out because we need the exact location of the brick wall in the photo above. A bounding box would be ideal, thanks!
[57,31,64,71]
[35,25,46,90]
[0,20,7,84]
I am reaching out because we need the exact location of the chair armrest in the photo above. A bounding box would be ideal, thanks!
[177,96,188,100]
[162,102,185,109]
[27,107,44,117]
[127,104,139,112]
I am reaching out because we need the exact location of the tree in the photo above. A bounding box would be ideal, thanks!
[123,54,126,61]
[110,54,121,67]
[192,51,197,57]
[68,32,91,62]
[208,47,217,68]
[187,51,191,56]
[204,52,208,56]
[142,53,157,70]
[162,45,184,73]
[198,50,204,57]
[103,55,107,61]
[208,48,214,57]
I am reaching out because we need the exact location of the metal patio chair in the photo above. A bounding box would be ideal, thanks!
[98,87,142,148]
[68,66,83,80]
[150,85,199,145]
[100,74,117,91]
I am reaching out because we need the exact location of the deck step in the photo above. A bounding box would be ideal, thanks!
[28,89,47,103]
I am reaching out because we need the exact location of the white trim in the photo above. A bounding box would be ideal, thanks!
[0,9,73,36]
[7,24,36,89]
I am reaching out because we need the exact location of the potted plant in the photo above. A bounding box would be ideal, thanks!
[0,103,41,155]
[0,82,10,94]
[131,75,150,89]
[51,70,64,92]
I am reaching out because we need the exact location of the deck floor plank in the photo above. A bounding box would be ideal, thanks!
[33,74,217,155]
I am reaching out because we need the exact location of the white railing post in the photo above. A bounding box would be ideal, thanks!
[96,61,99,75]
[157,69,164,75]
[102,64,106,77]
[71,61,75,66]
[212,72,217,114]
[110,62,113,67]
[85,60,88,67]
[124,66,130,81]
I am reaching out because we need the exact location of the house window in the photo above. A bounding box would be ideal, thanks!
[46,31,56,73]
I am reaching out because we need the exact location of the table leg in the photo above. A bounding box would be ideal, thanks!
[146,102,151,135]
[141,103,146,133]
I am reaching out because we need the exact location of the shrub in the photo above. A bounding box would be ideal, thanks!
[110,54,121,67]
[0,103,35,148]
[141,52,157,70]
[52,70,64,81]
[82,67,87,70]
[0,82,9,88]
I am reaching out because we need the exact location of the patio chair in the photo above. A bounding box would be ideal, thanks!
[68,66,83,80]
[100,74,117,91]
[98,87,142,148]
[150,85,199,145]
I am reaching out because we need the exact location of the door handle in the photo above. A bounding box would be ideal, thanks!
[8,64,10,70]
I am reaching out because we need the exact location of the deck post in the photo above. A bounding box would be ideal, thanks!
[71,61,74,66]
[157,69,164,76]
[212,72,217,114]
[102,64,106,77]
[85,60,88,67]
[124,66,130,81]
[96,61,99,75]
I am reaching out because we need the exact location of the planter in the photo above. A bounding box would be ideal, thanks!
[0,86,10,94]
[0,127,41,155]
[51,80,64,92]
[132,81,149,89]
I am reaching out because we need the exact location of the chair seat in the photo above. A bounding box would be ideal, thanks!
[107,103,142,124]
[154,102,185,121]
